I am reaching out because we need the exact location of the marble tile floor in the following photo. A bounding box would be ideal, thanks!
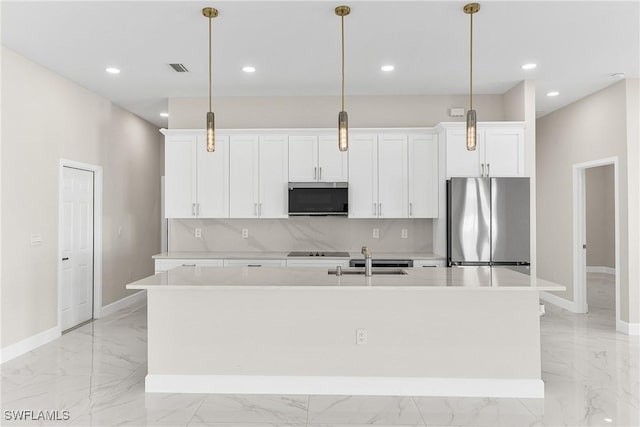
[1,273,638,427]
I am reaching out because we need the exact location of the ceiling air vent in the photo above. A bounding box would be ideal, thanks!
[168,63,189,72]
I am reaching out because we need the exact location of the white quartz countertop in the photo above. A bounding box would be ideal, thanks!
[128,266,565,291]
[152,251,444,260]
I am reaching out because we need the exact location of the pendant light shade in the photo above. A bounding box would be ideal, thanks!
[464,3,479,151]
[335,5,350,152]
[203,7,218,152]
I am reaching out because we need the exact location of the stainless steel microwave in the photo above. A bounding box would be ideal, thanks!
[288,182,348,216]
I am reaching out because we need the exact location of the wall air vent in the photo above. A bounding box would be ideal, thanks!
[168,63,189,72]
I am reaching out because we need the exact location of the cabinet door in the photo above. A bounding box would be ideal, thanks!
[408,135,438,218]
[165,135,197,218]
[288,136,318,182]
[445,128,482,178]
[197,134,229,218]
[483,127,524,177]
[229,135,260,218]
[259,135,289,218]
[318,135,348,182]
[378,134,408,218]
[348,134,378,218]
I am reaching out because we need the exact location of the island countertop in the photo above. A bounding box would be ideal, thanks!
[127,265,565,291]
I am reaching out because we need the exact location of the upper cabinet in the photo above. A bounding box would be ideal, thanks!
[164,130,229,218]
[288,135,348,182]
[439,123,525,178]
[229,135,288,218]
[408,135,438,218]
[348,132,437,219]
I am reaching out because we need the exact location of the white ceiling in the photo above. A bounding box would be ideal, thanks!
[2,1,638,127]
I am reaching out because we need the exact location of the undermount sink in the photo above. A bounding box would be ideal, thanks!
[328,268,408,276]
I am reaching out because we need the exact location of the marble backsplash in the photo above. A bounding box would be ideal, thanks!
[169,217,433,253]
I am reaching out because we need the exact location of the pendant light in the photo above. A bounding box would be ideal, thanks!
[464,3,479,151]
[335,5,350,152]
[203,7,218,152]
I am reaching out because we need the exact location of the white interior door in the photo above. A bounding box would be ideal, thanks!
[61,167,94,331]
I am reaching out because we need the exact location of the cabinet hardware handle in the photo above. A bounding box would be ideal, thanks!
[314,167,317,180]
[247,264,262,267]
[319,167,322,180]
[196,203,200,216]
[379,203,382,217]
[481,163,485,177]
[373,203,377,216]
[182,264,196,267]
[62,257,69,261]
[410,202,413,217]
[259,203,262,217]
[192,203,196,216]
[487,163,490,176]
[254,203,258,216]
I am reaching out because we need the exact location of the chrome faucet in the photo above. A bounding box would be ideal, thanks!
[361,246,372,277]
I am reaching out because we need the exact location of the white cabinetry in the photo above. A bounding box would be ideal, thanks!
[154,258,223,273]
[286,259,350,268]
[440,123,525,178]
[288,135,348,182]
[408,135,438,218]
[229,135,288,218]
[223,259,286,267]
[348,133,437,218]
[164,130,229,218]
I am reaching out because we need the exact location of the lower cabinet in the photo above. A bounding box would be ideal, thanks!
[413,259,447,268]
[223,259,286,267]
[154,259,224,273]
[286,259,350,268]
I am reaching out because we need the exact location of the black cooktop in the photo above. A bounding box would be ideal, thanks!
[287,251,350,258]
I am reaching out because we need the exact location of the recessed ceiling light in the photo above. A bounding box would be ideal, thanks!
[604,418,613,423]
[105,67,120,74]
[381,65,395,72]
[160,112,169,118]
[547,91,560,97]
[521,63,537,70]
[242,66,256,73]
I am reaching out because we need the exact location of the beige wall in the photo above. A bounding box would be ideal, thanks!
[168,94,506,129]
[585,165,615,269]
[625,79,640,325]
[537,79,639,324]
[1,47,163,347]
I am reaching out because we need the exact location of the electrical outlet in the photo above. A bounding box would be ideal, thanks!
[356,328,368,345]
[401,229,408,239]
[242,228,249,239]
[194,228,202,238]
[372,228,379,239]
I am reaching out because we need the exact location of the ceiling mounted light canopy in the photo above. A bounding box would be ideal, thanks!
[464,2,479,151]
[335,5,350,152]
[203,6,218,152]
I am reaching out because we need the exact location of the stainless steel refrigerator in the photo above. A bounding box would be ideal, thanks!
[447,177,530,266]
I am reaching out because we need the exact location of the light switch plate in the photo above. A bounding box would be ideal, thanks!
[401,229,408,239]
[242,228,249,239]
[30,233,43,246]
[372,228,379,239]
[194,228,202,238]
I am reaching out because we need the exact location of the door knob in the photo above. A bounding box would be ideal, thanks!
[62,257,69,261]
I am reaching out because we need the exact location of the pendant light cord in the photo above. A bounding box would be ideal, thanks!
[209,15,213,112]
[469,11,473,111]
[341,15,345,111]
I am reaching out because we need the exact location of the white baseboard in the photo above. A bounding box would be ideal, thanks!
[100,290,147,318]
[617,319,640,336]
[1,326,61,364]
[586,266,616,275]
[145,375,544,398]
[540,291,578,313]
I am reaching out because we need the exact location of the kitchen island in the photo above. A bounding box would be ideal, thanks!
[127,266,564,398]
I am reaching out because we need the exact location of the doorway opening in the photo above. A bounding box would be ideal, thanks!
[573,157,620,329]
[58,160,103,332]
